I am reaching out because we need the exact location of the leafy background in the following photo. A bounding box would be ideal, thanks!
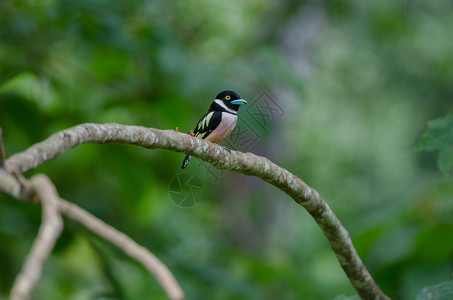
[1,0,453,299]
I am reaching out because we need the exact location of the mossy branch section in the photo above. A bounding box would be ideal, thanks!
[6,123,389,299]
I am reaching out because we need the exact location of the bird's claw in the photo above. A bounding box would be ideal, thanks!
[221,146,231,153]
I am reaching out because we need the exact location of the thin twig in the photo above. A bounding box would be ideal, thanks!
[0,171,22,198]
[58,198,184,300]
[4,123,390,299]
[0,171,184,300]
[9,175,63,300]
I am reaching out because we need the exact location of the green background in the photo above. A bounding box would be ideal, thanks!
[1,0,453,299]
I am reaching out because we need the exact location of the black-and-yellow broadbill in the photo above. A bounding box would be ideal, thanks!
[181,90,247,169]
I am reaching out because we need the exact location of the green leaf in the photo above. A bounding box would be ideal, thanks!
[417,280,453,300]
[0,72,57,110]
[417,113,453,175]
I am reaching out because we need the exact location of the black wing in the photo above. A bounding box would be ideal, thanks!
[193,111,222,139]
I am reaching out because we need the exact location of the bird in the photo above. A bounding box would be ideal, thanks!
[181,90,247,169]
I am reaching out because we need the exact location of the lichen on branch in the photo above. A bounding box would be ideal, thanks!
[3,123,389,300]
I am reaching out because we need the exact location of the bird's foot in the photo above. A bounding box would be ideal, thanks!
[188,130,195,136]
[221,146,231,153]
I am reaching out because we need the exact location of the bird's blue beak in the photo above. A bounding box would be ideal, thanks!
[230,99,247,106]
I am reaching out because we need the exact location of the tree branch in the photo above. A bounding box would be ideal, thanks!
[9,175,63,300]
[58,198,184,300]
[0,171,184,300]
[5,123,389,299]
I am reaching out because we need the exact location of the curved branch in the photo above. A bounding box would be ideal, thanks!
[58,198,184,300]
[6,123,389,299]
[0,171,184,300]
[10,175,63,300]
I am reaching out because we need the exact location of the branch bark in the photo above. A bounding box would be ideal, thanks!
[58,198,184,300]
[4,123,390,299]
[0,170,184,300]
[9,175,63,300]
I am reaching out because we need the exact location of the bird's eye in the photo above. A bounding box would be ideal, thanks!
[225,95,231,100]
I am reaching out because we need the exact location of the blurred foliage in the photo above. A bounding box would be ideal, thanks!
[417,113,453,175]
[1,0,453,299]
[416,280,453,300]
[333,295,360,300]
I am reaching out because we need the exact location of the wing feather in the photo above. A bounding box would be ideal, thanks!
[193,111,221,139]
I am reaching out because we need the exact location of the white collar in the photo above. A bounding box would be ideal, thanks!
[214,99,237,115]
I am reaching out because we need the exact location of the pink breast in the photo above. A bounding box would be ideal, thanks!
[206,113,238,144]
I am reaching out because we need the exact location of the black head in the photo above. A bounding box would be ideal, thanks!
[216,90,241,101]
[214,90,247,112]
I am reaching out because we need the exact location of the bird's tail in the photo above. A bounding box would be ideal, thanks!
[181,155,191,169]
